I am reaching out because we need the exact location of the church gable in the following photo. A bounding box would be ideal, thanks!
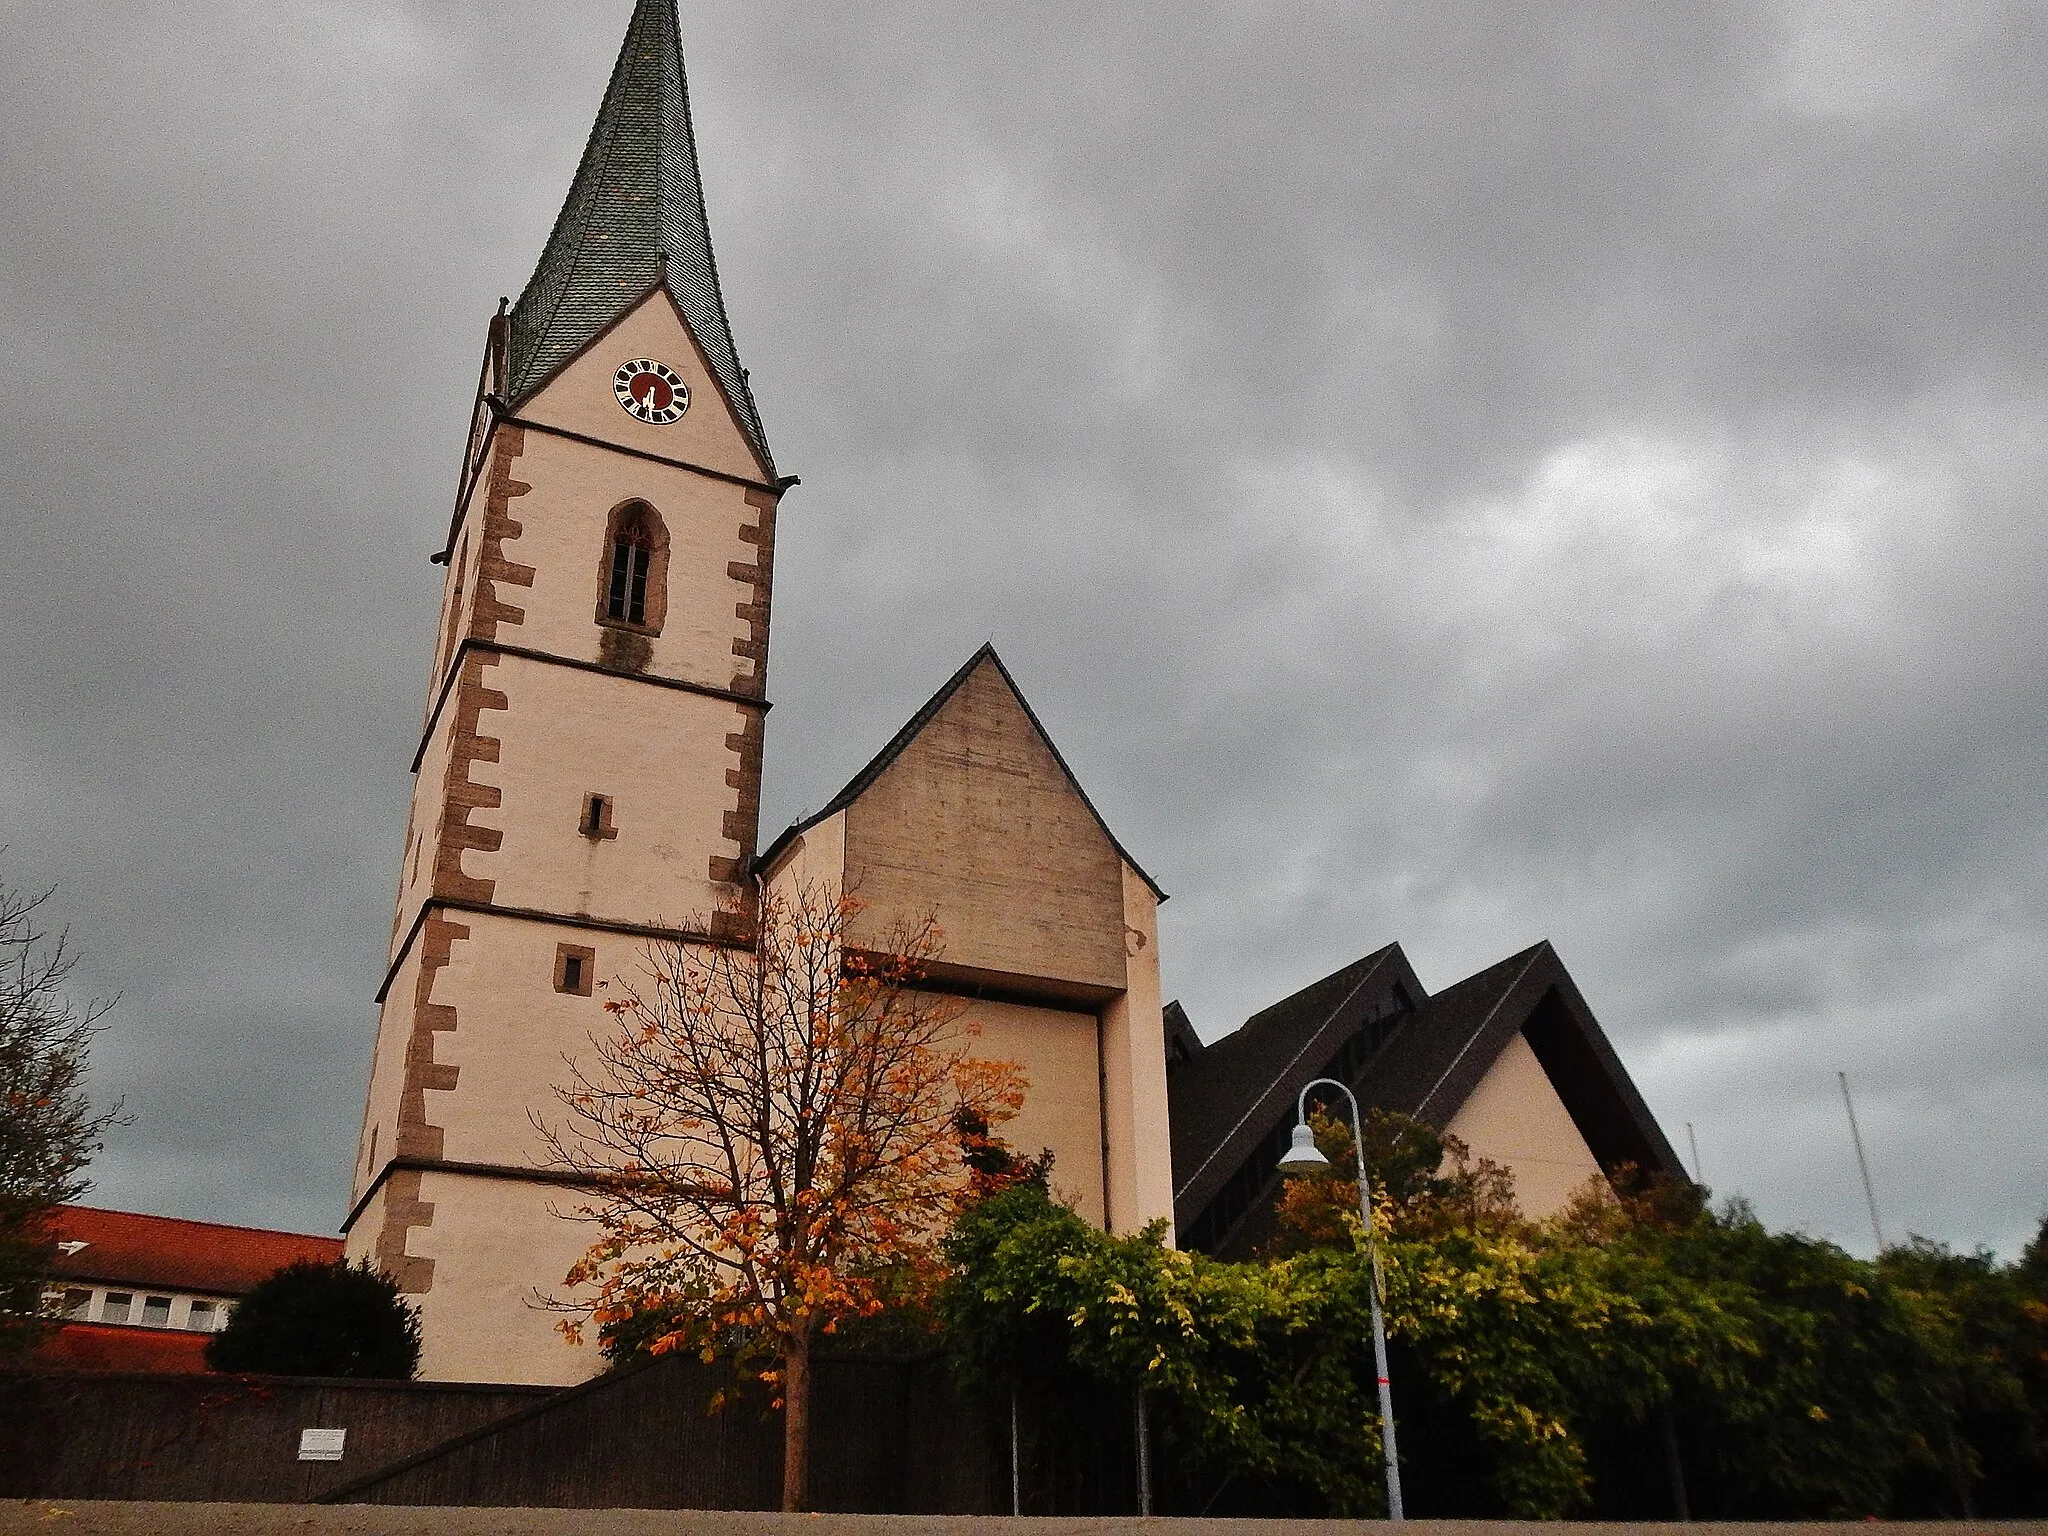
[1394,944,1682,1187]
[514,289,771,484]
[827,646,1143,996]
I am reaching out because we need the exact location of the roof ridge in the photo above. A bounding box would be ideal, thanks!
[61,1204,339,1242]
[1236,944,1397,1035]
[1170,945,1399,1204]
[1411,941,1550,1121]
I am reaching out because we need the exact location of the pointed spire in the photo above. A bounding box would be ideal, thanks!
[506,0,773,474]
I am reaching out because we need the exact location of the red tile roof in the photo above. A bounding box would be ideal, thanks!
[47,1205,342,1297]
[33,1321,216,1374]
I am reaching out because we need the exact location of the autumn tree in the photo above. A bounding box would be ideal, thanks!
[0,875,123,1359]
[540,876,1024,1511]
[1264,1106,1519,1254]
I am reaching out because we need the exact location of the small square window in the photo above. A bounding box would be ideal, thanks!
[141,1295,173,1328]
[102,1292,133,1324]
[579,793,617,841]
[188,1300,217,1332]
[61,1288,92,1320]
[555,942,596,997]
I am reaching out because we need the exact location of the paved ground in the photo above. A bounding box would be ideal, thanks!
[5,1509,2048,1536]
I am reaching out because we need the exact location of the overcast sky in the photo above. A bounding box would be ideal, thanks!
[3,0,2043,1260]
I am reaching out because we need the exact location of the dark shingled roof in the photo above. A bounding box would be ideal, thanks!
[1355,941,1682,1183]
[1168,940,1686,1257]
[1169,945,1420,1227]
[754,643,1166,901]
[505,0,773,475]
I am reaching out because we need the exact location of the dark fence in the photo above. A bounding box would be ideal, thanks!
[0,1369,552,1503]
[318,1351,1001,1514]
[0,1354,1146,1514]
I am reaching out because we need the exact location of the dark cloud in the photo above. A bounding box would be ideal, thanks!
[2,0,2042,1258]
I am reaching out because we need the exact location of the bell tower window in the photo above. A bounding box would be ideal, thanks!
[594,501,670,635]
[608,526,650,623]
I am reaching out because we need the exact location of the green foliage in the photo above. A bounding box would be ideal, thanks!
[0,877,123,1360]
[940,1160,2048,1518]
[206,1259,421,1380]
[1265,1108,1517,1255]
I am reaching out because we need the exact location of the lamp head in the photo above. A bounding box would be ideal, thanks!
[1277,1120,1330,1173]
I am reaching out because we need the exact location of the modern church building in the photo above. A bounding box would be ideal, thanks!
[343,0,1685,1386]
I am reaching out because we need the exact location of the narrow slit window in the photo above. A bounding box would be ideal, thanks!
[584,795,607,835]
[555,942,596,997]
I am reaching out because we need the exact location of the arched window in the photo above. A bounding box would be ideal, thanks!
[594,501,669,634]
[607,517,652,624]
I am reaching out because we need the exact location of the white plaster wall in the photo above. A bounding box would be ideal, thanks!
[351,944,423,1204]
[426,499,486,702]
[485,427,766,695]
[405,1169,604,1386]
[426,913,666,1169]
[340,1182,389,1272]
[461,653,741,928]
[389,703,458,958]
[760,813,846,903]
[1443,1031,1607,1219]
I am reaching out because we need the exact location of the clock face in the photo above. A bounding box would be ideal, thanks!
[613,359,689,424]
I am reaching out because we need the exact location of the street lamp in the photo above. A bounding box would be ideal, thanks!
[1277,1077,1405,1520]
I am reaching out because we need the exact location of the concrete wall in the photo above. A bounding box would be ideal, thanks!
[836,655,1175,1238]
[0,1371,550,1504]
[964,999,1107,1228]
[842,660,1128,994]
[1103,861,1174,1239]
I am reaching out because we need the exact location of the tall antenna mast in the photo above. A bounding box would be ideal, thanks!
[1686,1122,1703,1185]
[1838,1071,1885,1252]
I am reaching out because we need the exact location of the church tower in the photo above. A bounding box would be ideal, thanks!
[342,0,789,1384]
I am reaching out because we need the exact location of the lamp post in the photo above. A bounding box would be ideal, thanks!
[1277,1077,1405,1520]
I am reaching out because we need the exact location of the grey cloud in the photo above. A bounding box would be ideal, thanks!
[2,0,2042,1262]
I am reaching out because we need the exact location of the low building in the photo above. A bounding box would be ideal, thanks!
[37,1205,342,1373]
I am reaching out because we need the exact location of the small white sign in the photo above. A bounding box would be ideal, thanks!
[298,1428,347,1463]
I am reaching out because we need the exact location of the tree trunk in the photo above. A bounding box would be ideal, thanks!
[780,1328,814,1512]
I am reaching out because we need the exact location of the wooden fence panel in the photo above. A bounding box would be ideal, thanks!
[1,1353,1005,1512]
[323,1352,993,1513]
[0,1371,551,1503]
